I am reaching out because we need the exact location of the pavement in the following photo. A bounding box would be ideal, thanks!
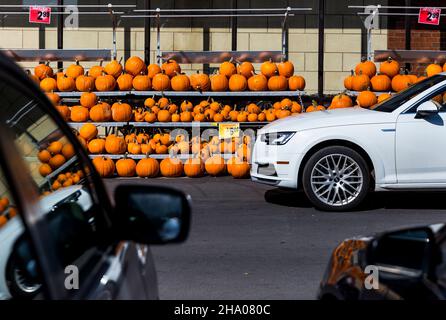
[104,176,446,299]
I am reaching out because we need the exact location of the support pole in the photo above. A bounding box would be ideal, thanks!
[404,0,411,71]
[57,0,63,69]
[231,0,237,51]
[281,7,290,60]
[318,0,325,98]
[144,0,151,64]
[108,4,117,60]
[156,8,161,65]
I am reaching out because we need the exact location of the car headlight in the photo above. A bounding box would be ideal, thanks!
[260,132,295,145]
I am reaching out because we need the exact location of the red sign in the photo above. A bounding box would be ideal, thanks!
[418,7,441,25]
[29,6,51,25]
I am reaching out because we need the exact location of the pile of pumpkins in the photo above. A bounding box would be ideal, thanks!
[49,92,307,123]
[38,140,76,178]
[48,170,84,191]
[343,57,446,108]
[30,56,305,93]
[92,153,250,179]
[0,197,17,229]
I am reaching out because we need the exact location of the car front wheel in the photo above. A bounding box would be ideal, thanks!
[302,146,370,211]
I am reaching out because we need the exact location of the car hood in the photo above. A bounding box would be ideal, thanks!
[258,107,395,134]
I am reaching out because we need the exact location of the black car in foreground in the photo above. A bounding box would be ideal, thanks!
[0,52,190,300]
[318,224,446,300]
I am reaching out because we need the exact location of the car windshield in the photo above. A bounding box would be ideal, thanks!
[372,74,446,113]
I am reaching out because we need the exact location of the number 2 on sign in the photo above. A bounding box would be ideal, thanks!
[418,7,441,25]
[29,6,51,25]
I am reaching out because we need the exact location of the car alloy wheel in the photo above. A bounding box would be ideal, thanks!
[303,146,370,211]
[310,154,363,207]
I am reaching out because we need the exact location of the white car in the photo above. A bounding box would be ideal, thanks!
[251,74,446,211]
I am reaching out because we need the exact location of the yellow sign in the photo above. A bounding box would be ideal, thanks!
[218,123,240,139]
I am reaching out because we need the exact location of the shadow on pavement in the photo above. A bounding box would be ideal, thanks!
[264,188,446,211]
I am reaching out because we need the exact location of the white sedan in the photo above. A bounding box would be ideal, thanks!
[251,74,446,211]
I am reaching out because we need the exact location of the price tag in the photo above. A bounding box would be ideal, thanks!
[418,7,441,25]
[218,123,240,140]
[29,6,51,25]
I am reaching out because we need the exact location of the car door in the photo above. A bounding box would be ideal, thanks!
[396,86,446,185]
[0,58,156,299]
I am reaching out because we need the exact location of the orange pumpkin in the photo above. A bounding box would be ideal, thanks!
[190,71,211,91]
[343,71,354,90]
[66,61,84,78]
[391,74,413,92]
[80,92,97,108]
[356,90,377,108]
[229,74,247,91]
[116,156,137,177]
[288,75,306,91]
[70,106,90,122]
[248,73,268,91]
[136,156,159,178]
[171,73,191,91]
[184,158,205,177]
[370,74,391,92]
[351,73,370,92]
[38,149,52,163]
[161,59,181,78]
[237,62,254,78]
[219,61,237,78]
[210,74,229,91]
[306,100,326,112]
[57,75,76,92]
[55,105,71,121]
[152,72,171,91]
[34,62,53,80]
[46,92,60,105]
[88,138,106,154]
[89,102,112,122]
[88,61,104,79]
[40,77,57,92]
[355,58,376,78]
[426,64,442,77]
[147,63,162,79]
[260,60,278,78]
[377,93,392,103]
[49,154,66,169]
[330,93,353,109]
[104,59,123,78]
[75,74,95,92]
[228,157,250,178]
[95,74,116,91]
[379,57,400,78]
[132,74,151,91]
[116,73,134,91]
[277,61,294,78]
[79,123,98,141]
[111,102,133,122]
[105,135,127,154]
[92,156,115,177]
[47,142,63,156]
[160,158,183,177]
[39,163,53,177]
[268,75,288,91]
[125,56,146,76]
[205,155,226,176]
[61,143,75,159]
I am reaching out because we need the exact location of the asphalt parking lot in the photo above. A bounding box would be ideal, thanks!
[105,177,446,299]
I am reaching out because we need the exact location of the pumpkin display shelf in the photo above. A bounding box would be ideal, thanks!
[39,155,78,186]
[345,90,394,97]
[67,121,268,129]
[87,153,237,160]
[57,90,307,98]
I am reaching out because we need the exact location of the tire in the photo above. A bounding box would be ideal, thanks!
[302,146,370,211]
[5,251,42,299]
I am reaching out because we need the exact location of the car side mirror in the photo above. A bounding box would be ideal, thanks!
[415,100,440,118]
[366,226,441,280]
[113,185,191,245]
